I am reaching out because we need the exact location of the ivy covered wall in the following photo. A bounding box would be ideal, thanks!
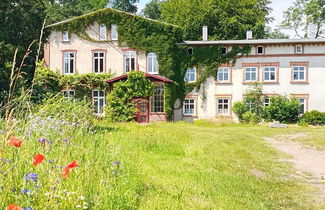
[48,8,250,120]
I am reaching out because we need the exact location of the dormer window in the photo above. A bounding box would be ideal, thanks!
[111,24,118,40]
[256,46,264,55]
[187,47,193,55]
[295,45,303,54]
[62,31,69,42]
[99,24,107,41]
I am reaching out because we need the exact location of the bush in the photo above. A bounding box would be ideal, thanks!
[242,111,261,124]
[301,110,325,125]
[264,96,300,123]
[233,102,249,121]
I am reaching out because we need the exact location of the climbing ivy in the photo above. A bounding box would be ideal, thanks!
[105,71,154,122]
[32,62,112,102]
[49,8,251,120]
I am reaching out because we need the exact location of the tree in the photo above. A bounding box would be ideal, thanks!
[160,0,272,40]
[47,0,109,23]
[264,27,290,39]
[111,0,139,13]
[281,0,325,38]
[142,0,162,20]
[0,0,48,105]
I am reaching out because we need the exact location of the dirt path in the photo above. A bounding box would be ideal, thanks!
[264,133,325,202]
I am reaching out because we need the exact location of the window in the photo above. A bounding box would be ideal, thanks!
[62,90,75,100]
[92,90,105,115]
[63,52,75,74]
[184,68,196,82]
[257,46,264,55]
[217,67,229,82]
[264,97,270,107]
[62,31,69,42]
[244,67,257,82]
[293,66,306,81]
[111,24,118,40]
[147,52,158,74]
[217,98,230,115]
[295,45,303,54]
[151,84,164,113]
[124,51,136,72]
[187,47,193,55]
[183,98,195,115]
[264,66,276,81]
[298,98,306,114]
[99,24,107,40]
[221,47,227,55]
[93,51,105,73]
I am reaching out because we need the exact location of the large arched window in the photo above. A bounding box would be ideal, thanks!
[147,52,158,74]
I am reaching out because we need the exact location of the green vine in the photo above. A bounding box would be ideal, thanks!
[48,8,251,120]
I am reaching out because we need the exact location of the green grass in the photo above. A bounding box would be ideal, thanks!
[1,118,325,209]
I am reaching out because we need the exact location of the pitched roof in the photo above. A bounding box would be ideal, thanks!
[46,8,180,28]
[106,73,173,84]
[181,38,325,46]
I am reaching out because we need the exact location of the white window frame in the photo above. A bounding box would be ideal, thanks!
[62,90,75,100]
[217,98,230,115]
[293,66,306,81]
[62,31,69,42]
[93,51,105,73]
[263,66,276,82]
[183,98,196,116]
[256,46,264,55]
[147,52,159,74]
[99,24,107,41]
[124,51,136,73]
[111,24,118,40]
[295,45,303,54]
[92,90,105,116]
[297,98,306,114]
[217,67,230,82]
[184,68,196,82]
[244,67,257,82]
[150,84,165,113]
[63,52,75,75]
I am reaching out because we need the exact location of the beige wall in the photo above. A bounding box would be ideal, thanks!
[45,22,149,76]
[177,43,325,122]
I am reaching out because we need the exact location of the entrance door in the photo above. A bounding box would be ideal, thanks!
[137,100,149,123]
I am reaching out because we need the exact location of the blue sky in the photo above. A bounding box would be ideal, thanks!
[137,0,296,36]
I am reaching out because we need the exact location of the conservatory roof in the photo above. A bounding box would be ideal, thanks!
[106,73,173,84]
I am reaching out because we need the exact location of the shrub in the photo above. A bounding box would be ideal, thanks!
[301,110,325,125]
[233,102,249,121]
[264,96,300,123]
[242,111,261,124]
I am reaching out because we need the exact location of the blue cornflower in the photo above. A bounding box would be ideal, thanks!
[113,171,119,175]
[62,139,68,143]
[24,173,39,182]
[21,188,31,194]
[49,141,54,144]
[113,161,120,166]
[24,207,33,210]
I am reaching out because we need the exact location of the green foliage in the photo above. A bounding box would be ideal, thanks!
[160,0,272,40]
[244,82,264,115]
[301,110,325,125]
[233,102,249,121]
[281,0,325,38]
[264,96,300,123]
[47,0,109,23]
[242,111,261,124]
[142,0,162,20]
[32,62,112,102]
[105,71,154,122]
[112,0,139,13]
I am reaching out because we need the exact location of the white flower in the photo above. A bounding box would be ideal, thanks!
[76,205,82,208]
[78,195,86,200]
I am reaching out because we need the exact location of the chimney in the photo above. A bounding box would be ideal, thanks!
[202,26,208,41]
[246,30,253,40]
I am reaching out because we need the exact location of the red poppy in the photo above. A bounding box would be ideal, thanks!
[33,154,45,166]
[7,204,21,210]
[8,136,22,148]
[62,161,79,179]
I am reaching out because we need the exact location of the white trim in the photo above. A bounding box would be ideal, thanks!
[263,66,276,81]
[63,52,75,75]
[244,67,257,82]
[111,24,118,40]
[292,66,306,81]
[92,90,105,116]
[124,51,136,73]
[62,31,69,42]
[295,45,303,54]
[92,51,106,73]
[217,98,230,116]
[99,24,107,41]
[183,98,196,116]
[147,52,159,74]
[217,67,230,82]
[184,68,197,82]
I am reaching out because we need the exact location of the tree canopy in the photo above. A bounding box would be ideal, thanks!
[142,0,162,20]
[281,0,325,38]
[160,0,272,40]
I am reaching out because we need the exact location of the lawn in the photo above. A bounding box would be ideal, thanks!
[1,115,325,209]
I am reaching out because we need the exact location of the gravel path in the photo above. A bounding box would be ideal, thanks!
[264,133,325,202]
